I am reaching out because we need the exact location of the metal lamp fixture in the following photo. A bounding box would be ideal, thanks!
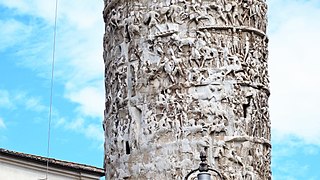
[185,152,223,180]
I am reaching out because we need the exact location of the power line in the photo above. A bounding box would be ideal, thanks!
[46,0,59,179]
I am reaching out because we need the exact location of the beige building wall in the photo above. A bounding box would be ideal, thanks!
[0,162,78,180]
[0,149,104,180]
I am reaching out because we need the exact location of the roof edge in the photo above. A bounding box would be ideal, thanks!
[0,148,105,176]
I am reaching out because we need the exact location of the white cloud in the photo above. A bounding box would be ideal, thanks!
[0,117,7,143]
[0,19,32,51]
[273,163,309,180]
[25,97,47,112]
[63,118,104,144]
[85,124,104,143]
[16,92,47,113]
[0,117,6,129]
[66,86,104,118]
[54,117,66,128]
[0,89,47,114]
[58,1,103,29]
[0,0,103,27]
[66,118,85,130]
[0,90,14,108]
[272,136,320,179]
[269,0,320,145]
[0,0,105,121]
[0,0,59,23]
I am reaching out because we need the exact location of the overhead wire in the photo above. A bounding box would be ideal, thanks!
[46,0,59,179]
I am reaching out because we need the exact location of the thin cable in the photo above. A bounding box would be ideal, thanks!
[46,0,58,179]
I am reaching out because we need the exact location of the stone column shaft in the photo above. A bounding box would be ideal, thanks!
[103,0,271,179]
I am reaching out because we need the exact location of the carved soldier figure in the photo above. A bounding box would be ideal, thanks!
[144,9,160,29]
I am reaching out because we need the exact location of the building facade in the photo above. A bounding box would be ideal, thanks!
[0,148,104,180]
[103,0,270,179]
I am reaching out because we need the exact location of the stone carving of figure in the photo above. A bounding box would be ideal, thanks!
[212,140,225,165]
[144,10,160,29]
[241,0,251,26]
[162,56,175,82]
[160,4,183,24]
[253,1,263,29]
[124,12,141,42]
[230,0,243,25]
[209,2,228,25]
[171,4,185,22]
[153,37,164,55]
[171,33,195,52]
[232,30,241,54]
[170,48,186,77]
[109,9,121,29]
[259,2,268,31]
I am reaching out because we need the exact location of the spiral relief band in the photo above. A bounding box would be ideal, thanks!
[103,0,271,179]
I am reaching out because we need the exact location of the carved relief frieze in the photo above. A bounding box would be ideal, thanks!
[104,0,270,179]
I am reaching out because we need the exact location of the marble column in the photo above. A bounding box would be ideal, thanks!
[103,0,270,179]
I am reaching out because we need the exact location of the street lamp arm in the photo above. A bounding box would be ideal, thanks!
[184,168,200,180]
[184,167,224,180]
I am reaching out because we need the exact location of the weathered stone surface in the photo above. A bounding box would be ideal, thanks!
[103,0,270,179]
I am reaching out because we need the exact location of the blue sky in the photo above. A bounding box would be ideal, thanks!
[0,0,319,179]
[0,0,105,168]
